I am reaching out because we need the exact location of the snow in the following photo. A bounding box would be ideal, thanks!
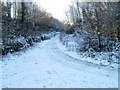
[2,36,118,88]
[41,32,59,39]
[0,56,2,90]
[14,37,25,43]
[59,34,118,68]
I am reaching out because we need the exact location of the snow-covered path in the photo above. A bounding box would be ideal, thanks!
[2,36,118,88]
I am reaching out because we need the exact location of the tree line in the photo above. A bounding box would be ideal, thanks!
[2,1,63,28]
[63,1,120,52]
[1,1,64,55]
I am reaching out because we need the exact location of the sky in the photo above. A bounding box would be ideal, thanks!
[33,0,72,21]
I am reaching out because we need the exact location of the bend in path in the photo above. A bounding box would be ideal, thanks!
[2,36,118,88]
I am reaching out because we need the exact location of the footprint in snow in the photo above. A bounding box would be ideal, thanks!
[48,77,51,79]
[47,71,51,74]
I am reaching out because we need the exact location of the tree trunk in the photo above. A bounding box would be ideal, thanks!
[7,2,11,18]
[21,2,26,22]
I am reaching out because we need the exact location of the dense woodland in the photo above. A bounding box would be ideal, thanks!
[61,1,120,52]
[1,1,64,55]
[0,1,120,64]
[1,1,119,88]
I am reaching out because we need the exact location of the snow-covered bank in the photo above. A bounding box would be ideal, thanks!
[2,36,118,88]
[2,31,59,55]
[59,34,119,69]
